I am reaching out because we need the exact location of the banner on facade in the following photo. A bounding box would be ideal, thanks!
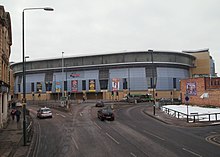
[186,82,197,96]
[112,78,119,91]
[89,79,96,92]
[36,82,42,92]
[55,81,61,93]
[71,80,78,92]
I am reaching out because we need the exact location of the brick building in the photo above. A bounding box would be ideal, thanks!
[180,77,220,107]
[0,6,12,128]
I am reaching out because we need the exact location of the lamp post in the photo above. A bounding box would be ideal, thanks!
[148,50,155,115]
[62,52,64,98]
[22,7,53,146]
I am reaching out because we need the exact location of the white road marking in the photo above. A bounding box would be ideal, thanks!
[71,136,79,150]
[182,148,202,157]
[69,113,73,116]
[80,112,83,116]
[106,133,120,145]
[60,114,66,118]
[130,152,137,157]
[143,130,165,141]
[56,113,59,115]
[94,122,102,130]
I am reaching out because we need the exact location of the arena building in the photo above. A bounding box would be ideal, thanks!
[11,49,215,101]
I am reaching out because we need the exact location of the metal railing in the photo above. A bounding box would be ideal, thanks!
[161,106,220,123]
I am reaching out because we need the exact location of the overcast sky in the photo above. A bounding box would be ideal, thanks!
[2,0,220,75]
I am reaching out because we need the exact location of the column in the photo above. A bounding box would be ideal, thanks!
[0,93,2,128]
[3,93,7,120]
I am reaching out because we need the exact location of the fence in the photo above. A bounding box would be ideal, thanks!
[161,106,220,123]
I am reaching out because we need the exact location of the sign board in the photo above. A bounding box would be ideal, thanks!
[185,96,189,102]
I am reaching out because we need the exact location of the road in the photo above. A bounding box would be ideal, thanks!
[28,103,220,157]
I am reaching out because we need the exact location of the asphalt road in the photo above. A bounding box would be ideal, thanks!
[28,103,220,157]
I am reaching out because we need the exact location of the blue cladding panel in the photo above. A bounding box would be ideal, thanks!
[110,68,147,90]
[157,68,189,90]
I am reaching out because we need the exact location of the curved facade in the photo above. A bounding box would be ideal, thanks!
[11,51,196,100]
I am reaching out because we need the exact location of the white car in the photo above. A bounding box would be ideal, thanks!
[37,107,52,119]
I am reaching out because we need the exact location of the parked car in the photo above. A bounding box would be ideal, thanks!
[127,94,141,103]
[95,101,104,107]
[158,98,173,105]
[37,107,53,119]
[97,108,115,121]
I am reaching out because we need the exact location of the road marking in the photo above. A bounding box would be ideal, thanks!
[205,135,220,146]
[144,130,165,141]
[94,122,102,130]
[60,114,66,118]
[106,133,120,145]
[71,136,79,150]
[182,148,202,157]
[130,152,137,157]
[69,113,73,116]
[80,112,83,116]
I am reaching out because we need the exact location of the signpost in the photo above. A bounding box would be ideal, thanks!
[185,95,189,122]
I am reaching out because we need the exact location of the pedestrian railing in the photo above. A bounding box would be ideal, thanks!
[26,117,33,143]
[161,106,220,123]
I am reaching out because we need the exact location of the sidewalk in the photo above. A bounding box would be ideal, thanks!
[143,105,220,127]
[0,110,29,157]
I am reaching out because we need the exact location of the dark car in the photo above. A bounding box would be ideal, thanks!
[97,108,115,121]
[158,98,173,105]
[95,101,104,107]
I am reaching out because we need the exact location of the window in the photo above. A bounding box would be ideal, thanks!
[18,84,21,93]
[64,81,67,91]
[31,83,35,92]
[45,82,52,91]
[123,78,128,89]
[82,80,86,90]
[173,78,177,89]
[100,80,108,90]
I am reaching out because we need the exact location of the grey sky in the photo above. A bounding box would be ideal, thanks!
[2,0,220,75]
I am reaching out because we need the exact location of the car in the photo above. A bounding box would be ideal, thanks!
[127,94,141,103]
[37,107,53,119]
[16,102,23,107]
[158,98,173,105]
[97,108,115,121]
[95,101,104,107]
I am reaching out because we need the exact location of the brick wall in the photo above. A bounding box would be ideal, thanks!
[181,77,220,107]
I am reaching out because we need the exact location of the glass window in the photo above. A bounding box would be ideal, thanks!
[64,81,67,91]
[31,82,35,92]
[100,80,108,90]
[123,78,128,89]
[18,84,21,93]
[82,80,86,90]
[46,82,52,91]
[173,78,177,89]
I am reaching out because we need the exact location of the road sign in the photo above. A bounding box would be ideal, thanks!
[185,96,189,102]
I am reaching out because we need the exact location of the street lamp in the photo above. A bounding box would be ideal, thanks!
[148,50,155,115]
[62,52,64,98]
[22,7,54,146]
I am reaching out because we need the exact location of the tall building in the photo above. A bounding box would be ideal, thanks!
[0,5,12,128]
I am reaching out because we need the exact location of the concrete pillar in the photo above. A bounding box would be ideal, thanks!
[0,93,2,128]
[3,93,7,120]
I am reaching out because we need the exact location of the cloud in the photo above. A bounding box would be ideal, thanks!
[1,0,220,75]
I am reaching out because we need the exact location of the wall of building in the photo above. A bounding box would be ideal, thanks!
[180,77,220,107]
[0,5,12,128]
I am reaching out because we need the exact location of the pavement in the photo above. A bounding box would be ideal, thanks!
[1,103,220,157]
[0,109,30,157]
[143,105,220,127]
